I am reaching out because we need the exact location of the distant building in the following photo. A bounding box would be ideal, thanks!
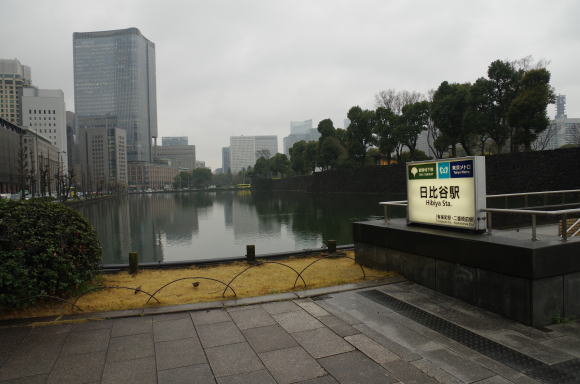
[534,96,580,150]
[0,58,32,125]
[0,117,60,195]
[162,136,188,146]
[78,127,128,192]
[229,135,278,173]
[66,111,78,176]
[154,144,196,170]
[290,119,313,134]
[283,129,320,155]
[195,160,206,168]
[21,87,68,173]
[128,162,179,190]
[222,147,231,173]
[73,28,157,163]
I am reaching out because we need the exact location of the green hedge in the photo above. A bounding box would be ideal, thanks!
[0,199,102,308]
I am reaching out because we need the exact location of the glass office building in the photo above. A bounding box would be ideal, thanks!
[73,28,157,162]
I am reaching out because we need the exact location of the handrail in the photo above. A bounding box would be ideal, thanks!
[379,190,580,241]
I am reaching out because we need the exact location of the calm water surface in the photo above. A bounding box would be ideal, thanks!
[76,191,404,264]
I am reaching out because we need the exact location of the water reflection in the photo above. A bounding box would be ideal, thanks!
[76,191,399,264]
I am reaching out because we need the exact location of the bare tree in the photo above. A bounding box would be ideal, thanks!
[375,89,424,114]
[531,122,557,151]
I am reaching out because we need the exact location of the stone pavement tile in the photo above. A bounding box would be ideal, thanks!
[101,356,156,384]
[191,309,231,326]
[155,337,206,371]
[476,377,514,384]
[316,300,363,325]
[229,307,276,330]
[60,328,110,355]
[70,319,112,332]
[152,311,190,322]
[273,310,324,333]
[317,315,359,337]
[542,335,580,358]
[258,346,326,384]
[344,334,400,365]
[0,340,63,381]
[27,324,72,337]
[411,358,463,384]
[225,304,262,313]
[153,317,196,342]
[353,323,422,362]
[46,351,106,384]
[318,351,397,384]
[205,342,263,377]
[110,316,152,337]
[262,300,301,315]
[470,355,542,384]
[106,333,154,362]
[292,328,354,358]
[157,363,216,384]
[383,359,438,384]
[0,374,48,384]
[423,348,495,383]
[296,376,338,384]
[197,321,245,348]
[216,369,276,384]
[294,300,330,318]
[243,324,298,353]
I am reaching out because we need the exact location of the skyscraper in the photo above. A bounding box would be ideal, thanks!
[229,136,278,173]
[0,58,32,125]
[73,28,157,163]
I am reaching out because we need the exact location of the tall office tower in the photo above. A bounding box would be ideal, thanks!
[73,28,157,163]
[78,127,128,191]
[556,95,567,119]
[154,144,196,170]
[162,136,188,146]
[0,58,32,125]
[222,147,231,173]
[66,111,77,174]
[229,135,278,173]
[290,119,313,134]
[21,88,68,173]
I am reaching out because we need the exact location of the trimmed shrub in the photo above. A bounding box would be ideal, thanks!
[0,199,102,308]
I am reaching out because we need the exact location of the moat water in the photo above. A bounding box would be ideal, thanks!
[75,191,404,264]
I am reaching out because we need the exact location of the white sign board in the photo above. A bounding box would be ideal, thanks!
[406,156,486,231]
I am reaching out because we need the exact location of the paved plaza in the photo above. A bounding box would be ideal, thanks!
[1,281,580,383]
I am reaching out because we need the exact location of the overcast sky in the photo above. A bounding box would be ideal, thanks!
[2,0,579,169]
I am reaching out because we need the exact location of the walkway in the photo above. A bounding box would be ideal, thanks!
[1,281,579,383]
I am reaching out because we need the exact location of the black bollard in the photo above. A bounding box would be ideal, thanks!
[326,240,337,253]
[129,251,139,275]
[246,245,256,263]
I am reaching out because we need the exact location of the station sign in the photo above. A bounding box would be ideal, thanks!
[406,156,486,231]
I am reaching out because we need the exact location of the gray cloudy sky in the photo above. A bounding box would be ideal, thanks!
[2,0,579,168]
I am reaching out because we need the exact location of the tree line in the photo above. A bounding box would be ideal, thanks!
[286,57,555,176]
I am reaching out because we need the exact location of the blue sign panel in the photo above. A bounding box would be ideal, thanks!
[450,160,473,178]
[437,162,450,179]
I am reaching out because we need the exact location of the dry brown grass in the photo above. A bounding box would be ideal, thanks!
[1,251,392,320]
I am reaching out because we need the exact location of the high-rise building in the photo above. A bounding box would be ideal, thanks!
[73,28,157,163]
[154,144,196,170]
[534,96,580,150]
[283,130,320,155]
[222,147,231,173]
[229,135,278,173]
[66,111,77,174]
[78,127,128,192]
[162,136,188,146]
[556,95,567,119]
[0,58,32,125]
[21,88,68,173]
[290,119,313,134]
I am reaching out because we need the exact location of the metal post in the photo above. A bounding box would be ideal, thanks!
[246,245,256,262]
[384,205,389,224]
[129,252,139,275]
[486,212,492,235]
[524,195,528,209]
[531,215,537,241]
[562,214,568,241]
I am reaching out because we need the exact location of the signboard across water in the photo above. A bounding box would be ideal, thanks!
[406,156,487,231]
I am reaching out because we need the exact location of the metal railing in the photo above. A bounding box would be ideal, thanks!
[380,189,580,242]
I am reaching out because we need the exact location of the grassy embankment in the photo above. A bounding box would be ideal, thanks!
[1,251,392,320]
